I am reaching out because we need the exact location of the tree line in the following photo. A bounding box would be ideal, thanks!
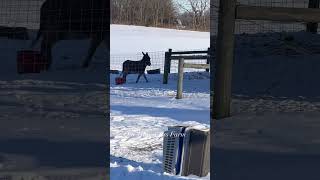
[111,0,210,32]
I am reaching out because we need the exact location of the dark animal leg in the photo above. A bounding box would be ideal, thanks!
[123,72,128,82]
[143,73,148,82]
[41,32,58,70]
[30,30,42,48]
[82,36,102,68]
[136,74,142,83]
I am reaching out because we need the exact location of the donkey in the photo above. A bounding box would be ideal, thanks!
[121,52,151,83]
[31,0,109,69]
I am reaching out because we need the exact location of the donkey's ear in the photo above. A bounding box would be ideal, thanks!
[142,52,145,55]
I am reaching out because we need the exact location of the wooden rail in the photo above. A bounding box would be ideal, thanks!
[171,50,209,54]
[184,63,209,69]
[171,55,209,60]
[236,5,320,22]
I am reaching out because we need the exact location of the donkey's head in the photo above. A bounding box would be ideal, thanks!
[142,52,151,66]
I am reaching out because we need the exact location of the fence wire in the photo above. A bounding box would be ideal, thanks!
[210,0,320,58]
[1,0,109,72]
[0,0,43,30]
[211,0,318,35]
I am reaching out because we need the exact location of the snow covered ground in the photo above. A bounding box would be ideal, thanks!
[212,32,320,179]
[110,25,210,179]
[110,73,210,180]
[0,32,107,177]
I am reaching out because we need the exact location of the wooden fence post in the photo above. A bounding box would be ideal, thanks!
[206,47,210,72]
[163,48,172,84]
[307,0,320,33]
[176,58,184,99]
[213,0,236,119]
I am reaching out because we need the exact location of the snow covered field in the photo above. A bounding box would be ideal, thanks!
[110,25,210,73]
[110,25,210,179]
[110,25,209,55]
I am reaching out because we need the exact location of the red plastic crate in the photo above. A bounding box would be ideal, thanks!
[17,50,48,74]
[115,77,125,85]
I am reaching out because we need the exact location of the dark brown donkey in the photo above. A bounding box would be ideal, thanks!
[31,0,109,69]
[121,52,151,83]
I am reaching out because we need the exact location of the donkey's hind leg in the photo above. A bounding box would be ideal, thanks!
[41,32,58,70]
[143,73,148,82]
[123,72,128,82]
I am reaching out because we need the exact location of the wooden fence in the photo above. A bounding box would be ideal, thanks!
[163,48,211,84]
[212,0,320,119]
[176,58,210,99]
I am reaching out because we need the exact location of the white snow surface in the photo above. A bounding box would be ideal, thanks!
[110,25,210,179]
[110,73,210,180]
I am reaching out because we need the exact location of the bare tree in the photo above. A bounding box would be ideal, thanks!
[111,0,178,28]
[177,0,210,31]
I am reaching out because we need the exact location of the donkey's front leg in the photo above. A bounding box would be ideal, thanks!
[143,73,148,82]
[136,74,142,83]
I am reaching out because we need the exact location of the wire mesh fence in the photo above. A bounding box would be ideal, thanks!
[110,50,209,74]
[211,0,319,35]
[210,0,320,58]
[0,0,109,73]
[0,0,43,30]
